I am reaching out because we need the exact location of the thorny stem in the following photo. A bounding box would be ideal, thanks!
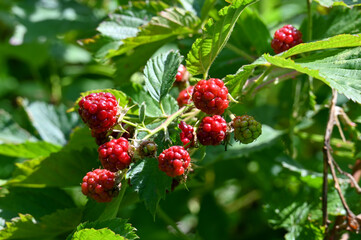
[143,106,187,140]
[322,89,358,236]
[157,206,190,240]
[254,71,301,93]
[322,89,337,229]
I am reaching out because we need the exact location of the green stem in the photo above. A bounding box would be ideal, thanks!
[307,0,312,42]
[121,119,140,128]
[226,43,255,62]
[247,66,273,96]
[157,206,190,240]
[160,102,166,116]
[143,106,187,140]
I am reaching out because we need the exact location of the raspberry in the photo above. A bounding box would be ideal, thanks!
[177,86,194,107]
[232,115,262,144]
[192,78,229,115]
[197,115,227,145]
[78,92,118,133]
[271,25,303,54]
[98,138,131,172]
[175,64,187,82]
[179,121,195,149]
[81,169,117,202]
[158,146,191,177]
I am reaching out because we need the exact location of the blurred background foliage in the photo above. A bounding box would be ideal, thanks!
[0,0,361,239]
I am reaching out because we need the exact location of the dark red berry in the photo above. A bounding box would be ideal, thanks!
[177,86,194,107]
[98,138,131,172]
[179,121,195,149]
[197,115,227,145]
[192,78,229,115]
[81,169,117,202]
[78,92,118,133]
[158,146,191,177]
[175,64,187,82]
[271,25,303,54]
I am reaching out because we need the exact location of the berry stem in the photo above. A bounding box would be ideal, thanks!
[157,206,191,240]
[159,102,167,117]
[143,106,188,140]
[246,66,273,96]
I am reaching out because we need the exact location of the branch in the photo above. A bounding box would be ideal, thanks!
[323,89,360,236]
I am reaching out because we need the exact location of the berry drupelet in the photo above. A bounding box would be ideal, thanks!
[177,86,194,107]
[81,169,117,202]
[192,78,229,115]
[98,138,131,172]
[271,25,303,54]
[179,121,195,149]
[158,146,191,177]
[197,115,227,145]
[78,92,118,133]
[232,115,262,144]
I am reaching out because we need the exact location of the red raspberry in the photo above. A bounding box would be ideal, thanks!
[192,78,229,115]
[81,169,117,202]
[98,138,131,172]
[179,121,195,149]
[175,64,187,82]
[271,25,303,54]
[158,146,191,177]
[78,92,118,133]
[177,86,194,107]
[197,115,227,145]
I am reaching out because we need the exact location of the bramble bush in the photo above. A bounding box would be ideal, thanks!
[1,0,361,239]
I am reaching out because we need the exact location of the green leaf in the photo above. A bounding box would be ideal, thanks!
[298,222,324,240]
[144,50,182,102]
[0,187,76,221]
[224,63,259,95]
[263,47,361,103]
[0,141,61,158]
[70,89,129,112]
[72,228,125,240]
[107,7,200,58]
[22,101,80,146]
[129,86,178,118]
[276,156,324,188]
[0,208,82,240]
[186,0,258,76]
[201,125,283,165]
[0,110,35,144]
[96,13,148,41]
[127,158,172,216]
[314,0,361,8]
[280,34,361,58]
[6,127,99,187]
[67,218,138,240]
[301,7,361,41]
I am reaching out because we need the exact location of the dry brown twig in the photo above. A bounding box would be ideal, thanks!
[323,89,361,238]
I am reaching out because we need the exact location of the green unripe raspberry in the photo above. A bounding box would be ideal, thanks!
[232,115,262,144]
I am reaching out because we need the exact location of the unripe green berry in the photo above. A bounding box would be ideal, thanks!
[232,115,262,144]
